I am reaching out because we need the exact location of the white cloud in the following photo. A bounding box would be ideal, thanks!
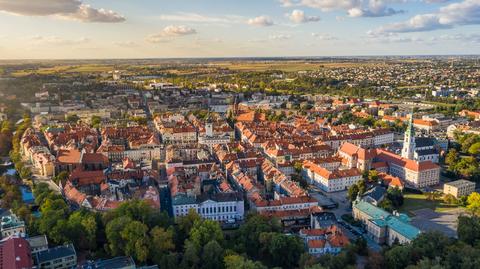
[30,35,90,46]
[113,41,139,48]
[371,0,480,34]
[247,15,274,26]
[269,34,292,40]
[279,0,404,17]
[146,25,197,43]
[432,33,480,43]
[287,9,320,23]
[158,12,244,24]
[311,33,338,40]
[0,0,125,23]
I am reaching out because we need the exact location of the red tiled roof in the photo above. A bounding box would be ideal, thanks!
[56,149,81,164]
[0,237,33,269]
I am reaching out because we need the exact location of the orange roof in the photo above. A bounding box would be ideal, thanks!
[82,153,109,164]
[236,111,265,122]
[375,149,439,172]
[339,142,376,160]
[371,161,388,169]
[57,149,81,164]
[329,233,350,247]
[64,182,86,205]
[378,172,404,189]
[413,119,438,127]
[308,239,326,248]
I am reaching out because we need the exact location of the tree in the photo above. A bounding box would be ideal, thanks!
[347,184,359,202]
[467,192,480,216]
[452,157,479,179]
[405,258,444,269]
[354,237,368,256]
[181,240,200,269]
[468,142,480,155]
[367,170,379,183]
[358,180,366,195]
[379,199,393,212]
[19,166,32,179]
[258,232,304,268]
[443,194,457,205]
[386,187,404,208]
[293,161,303,173]
[91,115,101,128]
[66,210,98,250]
[233,214,281,258]
[121,221,150,263]
[445,149,458,167]
[149,227,176,265]
[457,215,480,246]
[66,114,80,123]
[366,251,384,269]
[202,240,224,269]
[105,216,131,256]
[384,245,412,269]
[175,209,201,248]
[189,219,224,249]
[53,171,69,185]
[224,254,267,269]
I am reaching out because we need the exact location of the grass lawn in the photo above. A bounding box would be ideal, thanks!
[400,193,460,216]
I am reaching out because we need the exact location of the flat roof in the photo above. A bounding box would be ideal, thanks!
[444,179,475,188]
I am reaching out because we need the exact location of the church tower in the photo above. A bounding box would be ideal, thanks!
[401,113,416,160]
[205,111,213,137]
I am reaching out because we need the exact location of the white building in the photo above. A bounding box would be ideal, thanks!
[172,192,244,221]
[443,180,476,198]
[303,162,363,192]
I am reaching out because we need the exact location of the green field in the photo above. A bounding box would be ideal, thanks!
[400,193,459,216]
[11,64,114,77]
[211,61,382,72]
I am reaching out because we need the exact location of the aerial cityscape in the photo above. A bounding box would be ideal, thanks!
[0,1,480,269]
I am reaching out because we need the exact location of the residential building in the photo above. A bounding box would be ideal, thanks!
[35,244,77,269]
[27,235,49,255]
[302,161,362,192]
[0,213,26,238]
[81,256,136,269]
[300,226,350,256]
[443,180,476,198]
[0,237,33,269]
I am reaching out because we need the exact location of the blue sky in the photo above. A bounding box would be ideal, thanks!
[0,0,479,59]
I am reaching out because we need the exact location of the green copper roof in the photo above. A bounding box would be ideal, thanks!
[354,201,421,241]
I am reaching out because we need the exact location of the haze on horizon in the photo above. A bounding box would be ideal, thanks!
[0,0,479,59]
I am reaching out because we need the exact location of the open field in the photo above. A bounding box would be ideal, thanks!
[211,61,385,72]
[400,193,460,215]
[11,64,114,77]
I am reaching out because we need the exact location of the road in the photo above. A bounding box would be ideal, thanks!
[310,188,383,252]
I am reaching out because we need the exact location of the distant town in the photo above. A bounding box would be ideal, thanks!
[0,57,479,269]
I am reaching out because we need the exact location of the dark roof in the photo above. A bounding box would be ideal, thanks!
[415,137,435,148]
[415,148,438,156]
[362,186,387,202]
[197,192,244,203]
[35,244,76,263]
[81,256,135,269]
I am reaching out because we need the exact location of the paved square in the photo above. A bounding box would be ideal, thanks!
[410,208,466,238]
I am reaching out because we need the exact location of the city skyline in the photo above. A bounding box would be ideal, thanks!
[0,0,479,59]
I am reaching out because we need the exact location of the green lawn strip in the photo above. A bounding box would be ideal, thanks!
[400,193,459,216]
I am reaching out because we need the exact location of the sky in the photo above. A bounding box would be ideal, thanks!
[0,0,479,59]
